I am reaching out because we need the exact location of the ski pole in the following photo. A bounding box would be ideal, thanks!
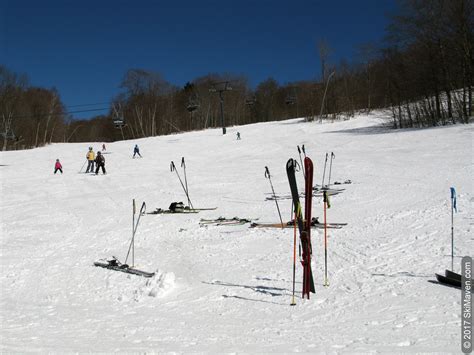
[327,152,335,187]
[170,161,193,209]
[321,153,328,188]
[125,199,137,267]
[78,159,87,173]
[291,210,297,306]
[450,187,456,271]
[132,199,135,267]
[323,191,330,287]
[265,166,284,228]
[297,146,305,179]
[181,157,190,205]
[125,201,146,267]
[302,144,306,158]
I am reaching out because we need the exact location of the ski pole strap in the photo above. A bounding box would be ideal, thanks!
[265,166,270,179]
[294,160,300,172]
[181,157,185,168]
[170,161,176,172]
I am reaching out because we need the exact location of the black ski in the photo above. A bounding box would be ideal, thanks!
[445,269,461,281]
[200,217,253,225]
[94,260,155,278]
[435,273,461,288]
[147,208,199,214]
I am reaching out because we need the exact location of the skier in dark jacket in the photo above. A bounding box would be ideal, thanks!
[95,151,106,175]
[133,144,142,158]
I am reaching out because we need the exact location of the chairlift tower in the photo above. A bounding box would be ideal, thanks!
[209,81,233,135]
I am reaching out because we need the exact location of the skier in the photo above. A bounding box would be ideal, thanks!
[102,143,106,152]
[85,147,95,173]
[236,132,241,140]
[133,144,142,158]
[95,151,106,175]
[54,159,63,174]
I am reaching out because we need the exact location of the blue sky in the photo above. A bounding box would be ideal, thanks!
[0,0,397,119]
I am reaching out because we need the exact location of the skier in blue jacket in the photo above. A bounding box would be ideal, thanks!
[133,144,142,158]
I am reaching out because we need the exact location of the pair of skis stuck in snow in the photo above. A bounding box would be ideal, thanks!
[265,146,343,303]
[287,156,316,300]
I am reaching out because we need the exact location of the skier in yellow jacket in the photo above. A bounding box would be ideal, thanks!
[85,147,95,173]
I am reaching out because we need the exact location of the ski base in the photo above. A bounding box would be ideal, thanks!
[94,261,155,278]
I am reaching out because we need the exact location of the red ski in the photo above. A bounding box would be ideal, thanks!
[304,157,315,296]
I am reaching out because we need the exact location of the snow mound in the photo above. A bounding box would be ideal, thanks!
[146,271,176,298]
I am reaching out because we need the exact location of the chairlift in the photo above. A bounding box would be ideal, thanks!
[245,96,256,106]
[113,116,125,128]
[112,104,126,129]
[186,97,200,113]
[285,95,296,105]
[286,87,297,105]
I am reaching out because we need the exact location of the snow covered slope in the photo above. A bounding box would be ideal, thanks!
[0,112,472,352]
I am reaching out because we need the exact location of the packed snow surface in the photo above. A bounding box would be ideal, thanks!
[0,112,472,352]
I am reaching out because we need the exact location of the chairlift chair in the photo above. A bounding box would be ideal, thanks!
[285,96,296,105]
[113,117,125,128]
[186,96,200,113]
[0,130,16,140]
[245,96,256,106]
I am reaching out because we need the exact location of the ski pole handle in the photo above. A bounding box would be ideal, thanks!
[264,166,270,179]
[331,152,335,159]
[139,201,146,215]
[297,145,301,154]
[323,191,331,208]
[170,161,175,172]
[302,145,306,154]
[181,157,185,168]
[133,199,136,215]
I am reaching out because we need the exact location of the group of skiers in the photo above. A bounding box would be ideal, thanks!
[84,146,106,174]
[54,144,142,175]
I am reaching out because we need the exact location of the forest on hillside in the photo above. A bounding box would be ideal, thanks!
[1,0,472,150]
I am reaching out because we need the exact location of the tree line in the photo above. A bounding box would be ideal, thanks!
[1,0,472,150]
